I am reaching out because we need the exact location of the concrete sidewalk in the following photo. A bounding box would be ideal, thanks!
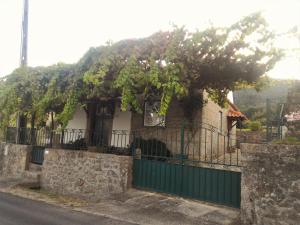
[0,177,240,225]
[81,190,240,225]
[0,177,30,190]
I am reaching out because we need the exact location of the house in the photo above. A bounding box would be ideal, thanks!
[61,90,246,164]
[1,88,246,209]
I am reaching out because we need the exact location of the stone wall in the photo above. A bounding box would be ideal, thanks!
[130,99,200,157]
[0,143,31,177]
[241,143,300,225]
[41,149,133,200]
[0,143,4,175]
[201,91,239,158]
[130,97,233,161]
[237,131,266,144]
[201,91,229,132]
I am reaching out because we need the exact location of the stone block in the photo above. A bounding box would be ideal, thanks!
[241,143,300,225]
[41,149,133,200]
[0,143,32,178]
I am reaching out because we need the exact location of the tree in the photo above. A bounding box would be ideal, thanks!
[0,64,77,129]
[0,12,282,129]
[85,12,282,117]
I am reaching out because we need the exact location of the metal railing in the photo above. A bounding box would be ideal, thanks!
[4,127,132,156]
[131,124,242,167]
[4,124,246,166]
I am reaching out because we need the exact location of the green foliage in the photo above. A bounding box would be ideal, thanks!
[84,13,281,115]
[285,136,299,142]
[0,12,282,129]
[0,64,77,128]
[56,88,82,128]
[245,120,262,131]
[233,79,296,123]
[273,136,300,145]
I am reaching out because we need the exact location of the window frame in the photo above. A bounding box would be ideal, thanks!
[219,110,223,132]
[143,101,166,127]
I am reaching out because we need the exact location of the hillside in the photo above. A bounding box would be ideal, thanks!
[233,80,297,122]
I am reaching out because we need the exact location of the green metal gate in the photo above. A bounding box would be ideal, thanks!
[133,159,241,208]
[31,146,45,165]
[131,125,242,208]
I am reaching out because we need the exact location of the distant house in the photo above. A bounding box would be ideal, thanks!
[286,111,300,122]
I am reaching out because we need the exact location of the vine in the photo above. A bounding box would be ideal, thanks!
[0,13,282,130]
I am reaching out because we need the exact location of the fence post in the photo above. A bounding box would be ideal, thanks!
[266,99,271,142]
[278,103,285,140]
[227,133,230,152]
[16,114,20,144]
[180,123,185,162]
[3,127,7,143]
[49,130,52,148]
[49,112,54,148]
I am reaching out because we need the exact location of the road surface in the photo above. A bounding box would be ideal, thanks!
[0,192,137,225]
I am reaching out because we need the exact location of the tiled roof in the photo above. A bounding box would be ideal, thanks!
[228,108,246,119]
[227,102,247,120]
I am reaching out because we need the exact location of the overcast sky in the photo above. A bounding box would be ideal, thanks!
[0,0,299,79]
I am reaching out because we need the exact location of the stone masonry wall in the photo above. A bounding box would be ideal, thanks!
[237,131,266,144]
[201,91,237,158]
[201,91,229,132]
[0,143,31,177]
[41,149,133,200]
[241,143,300,225]
[130,99,201,157]
[0,143,4,175]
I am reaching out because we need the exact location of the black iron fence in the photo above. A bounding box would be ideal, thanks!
[4,127,132,155]
[131,124,243,167]
[4,124,246,166]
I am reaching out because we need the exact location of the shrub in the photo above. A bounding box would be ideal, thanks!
[130,137,172,161]
[245,120,262,131]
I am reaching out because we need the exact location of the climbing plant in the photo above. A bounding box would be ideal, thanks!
[0,12,282,129]
[84,13,282,115]
[0,64,78,129]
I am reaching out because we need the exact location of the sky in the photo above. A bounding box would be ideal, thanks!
[0,0,299,79]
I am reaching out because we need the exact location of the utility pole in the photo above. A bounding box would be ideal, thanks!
[16,0,29,144]
[20,0,29,66]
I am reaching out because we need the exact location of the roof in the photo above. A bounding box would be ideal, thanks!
[227,101,247,120]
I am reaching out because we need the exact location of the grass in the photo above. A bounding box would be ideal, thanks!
[272,136,300,145]
[238,128,266,132]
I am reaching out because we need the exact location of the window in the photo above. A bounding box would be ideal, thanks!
[144,101,166,127]
[95,103,114,118]
[219,111,223,132]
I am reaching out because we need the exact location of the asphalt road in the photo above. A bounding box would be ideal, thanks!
[0,192,137,225]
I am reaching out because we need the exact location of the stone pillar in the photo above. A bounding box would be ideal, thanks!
[241,143,300,225]
[0,142,5,175]
[0,143,32,178]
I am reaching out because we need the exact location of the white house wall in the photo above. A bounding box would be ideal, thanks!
[64,107,87,143]
[66,107,87,130]
[111,103,132,148]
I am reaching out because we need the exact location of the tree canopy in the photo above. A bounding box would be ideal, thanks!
[0,13,282,129]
